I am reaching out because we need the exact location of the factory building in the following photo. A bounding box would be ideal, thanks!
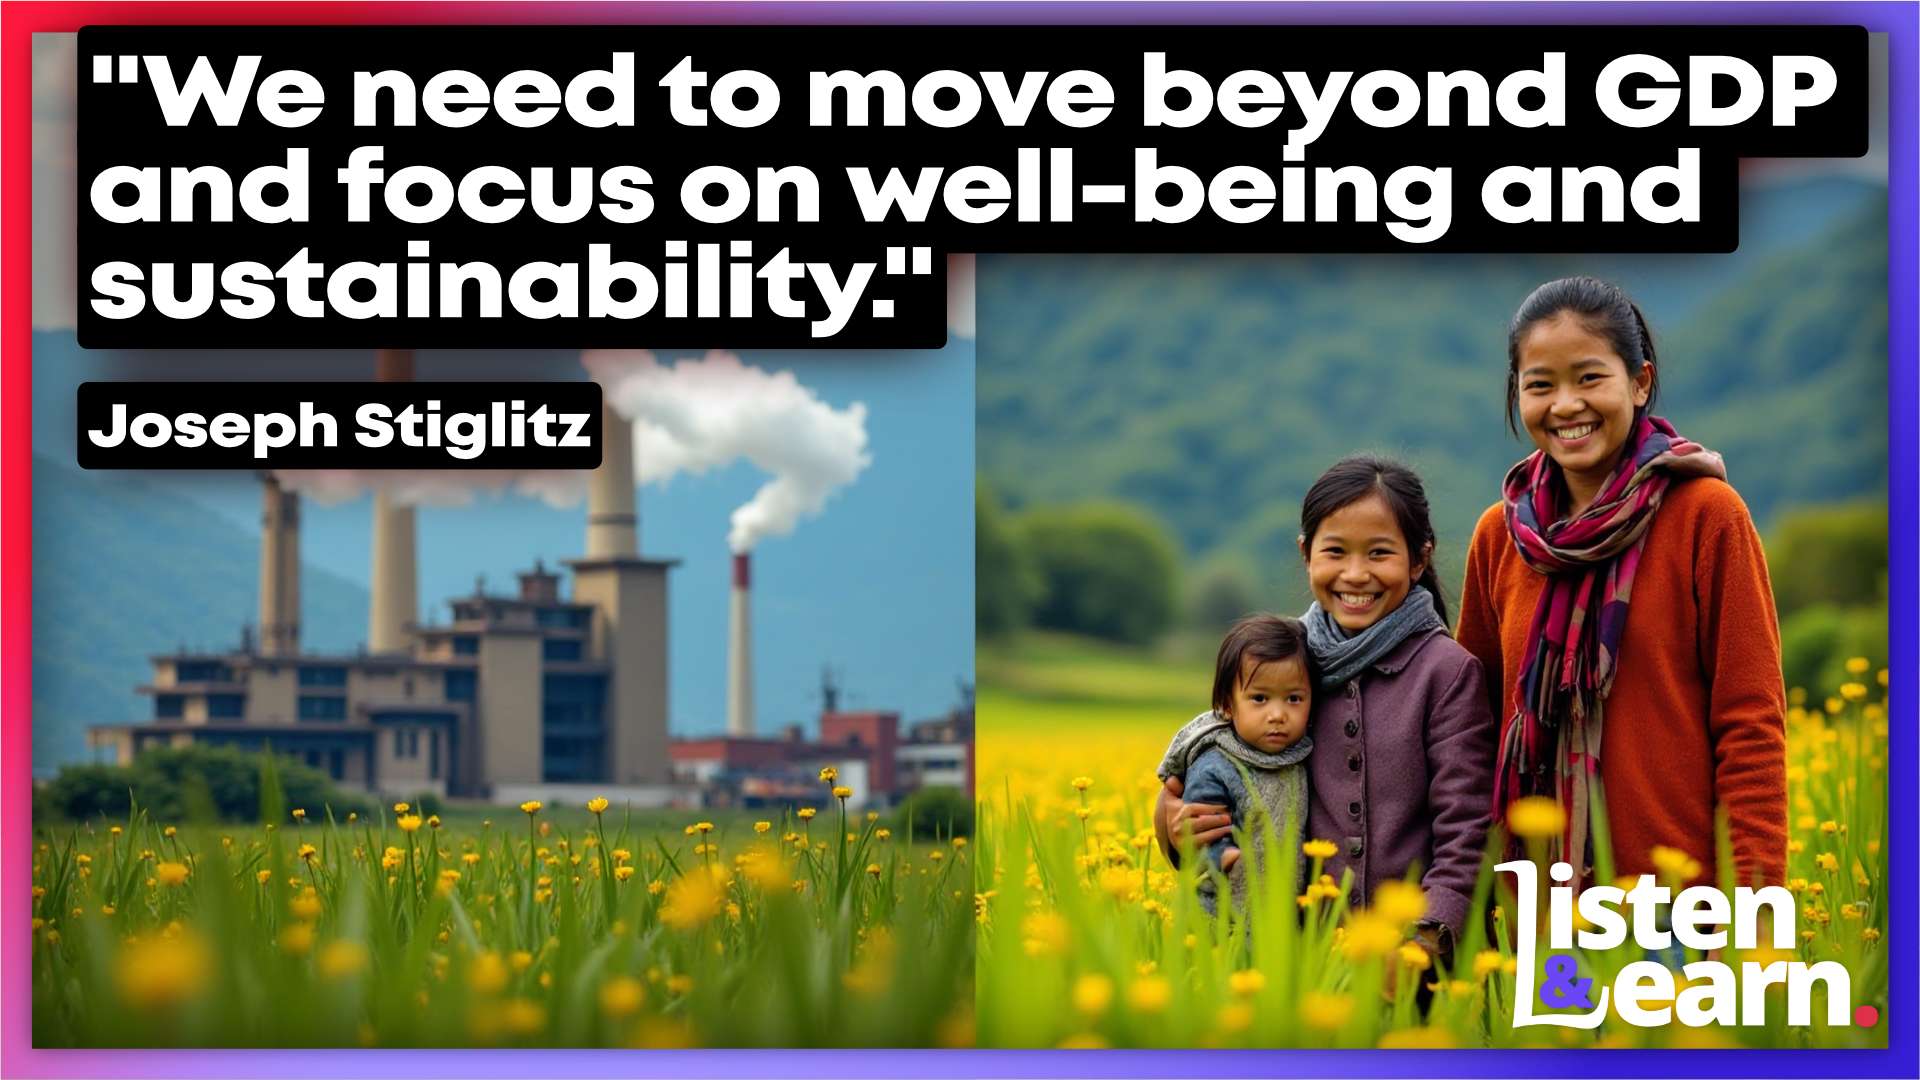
[88,352,678,801]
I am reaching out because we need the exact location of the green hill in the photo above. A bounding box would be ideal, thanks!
[32,456,367,773]
[978,195,1888,606]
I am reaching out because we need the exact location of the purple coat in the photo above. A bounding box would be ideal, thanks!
[1307,626,1495,939]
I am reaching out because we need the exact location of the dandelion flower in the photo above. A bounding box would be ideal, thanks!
[1127,975,1171,1013]
[1650,845,1702,883]
[1815,852,1840,872]
[1072,973,1113,1015]
[586,797,609,815]
[1300,991,1355,1030]
[155,861,190,887]
[115,931,211,1010]
[832,786,853,800]
[1507,796,1566,839]
[394,802,410,814]
[1397,941,1433,972]
[1473,950,1504,979]
[1372,880,1427,925]
[318,939,369,979]
[754,821,771,834]
[876,828,892,841]
[292,808,306,822]
[1302,838,1338,860]
[279,922,316,955]
[298,843,318,861]
[1071,776,1093,791]
[797,808,817,821]
[1847,656,1871,675]
[1228,969,1266,997]
[819,766,838,783]
[599,975,645,1017]
[397,815,423,833]
[1840,682,1869,702]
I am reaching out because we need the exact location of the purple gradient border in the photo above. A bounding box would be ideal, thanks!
[8,3,1915,1079]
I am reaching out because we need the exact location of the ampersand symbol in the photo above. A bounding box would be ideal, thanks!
[1538,953,1594,1009]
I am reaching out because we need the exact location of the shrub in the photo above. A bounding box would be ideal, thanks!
[35,745,367,824]
[898,785,973,840]
[1019,502,1181,645]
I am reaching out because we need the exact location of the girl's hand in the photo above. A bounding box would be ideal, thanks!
[1153,775,1234,863]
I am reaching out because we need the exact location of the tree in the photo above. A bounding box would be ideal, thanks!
[1019,502,1181,645]
[976,484,1042,637]
[1766,501,1888,617]
[1187,553,1263,630]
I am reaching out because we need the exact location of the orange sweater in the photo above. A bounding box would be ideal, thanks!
[1455,478,1788,887]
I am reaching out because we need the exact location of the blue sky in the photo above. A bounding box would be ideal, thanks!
[34,340,975,738]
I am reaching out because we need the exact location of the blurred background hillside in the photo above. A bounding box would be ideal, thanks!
[978,176,1888,697]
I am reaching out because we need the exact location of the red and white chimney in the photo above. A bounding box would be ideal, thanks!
[726,552,754,737]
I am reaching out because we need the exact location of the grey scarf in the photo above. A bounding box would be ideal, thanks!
[1157,710,1313,781]
[1302,585,1444,690]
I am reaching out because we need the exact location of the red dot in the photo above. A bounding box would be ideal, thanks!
[1855,1005,1879,1028]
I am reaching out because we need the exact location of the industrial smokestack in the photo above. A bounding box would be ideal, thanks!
[727,552,753,737]
[259,473,300,656]
[586,397,638,558]
[368,349,419,653]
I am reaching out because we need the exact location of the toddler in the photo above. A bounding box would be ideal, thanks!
[1157,614,1314,914]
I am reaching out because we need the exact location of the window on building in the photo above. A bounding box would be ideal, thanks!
[444,670,476,701]
[392,729,404,758]
[328,749,344,780]
[542,673,607,736]
[297,666,347,687]
[542,735,603,782]
[537,607,591,629]
[429,730,440,779]
[298,696,348,721]
[175,661,233,683]
[206,694,245,719]
[154,695,184,719]
[452,636,479,656]
[542,638,583,662]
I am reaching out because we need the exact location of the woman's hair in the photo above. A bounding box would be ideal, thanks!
[1299,454,1449,626]
[1505,275,1661,436]
[1212,614,1313,715]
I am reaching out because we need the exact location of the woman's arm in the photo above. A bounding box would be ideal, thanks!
[1420,653,1497,939]
[1152,776,1235,867]
[1695,488,1789,888]
[1453,505,1509,723]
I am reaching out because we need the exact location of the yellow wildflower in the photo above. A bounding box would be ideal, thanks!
[1228,969,1266,996]
[832,785,853,799]
[1072,973,1113,1015]
[1846,656,1871,675]
[1071,776,1093,791]
[318,939,369,979]
[599,975,645,1017]
[155,861,190,887]
[819,766,838,783]
[1372,880,1426,925]
[754,821,771,834]
[1127,975,1171,1013]
[1300,991,1355,1030]
[520,801,542,815]
[1302,838,1338,860]
[1507,796,1566,839]
[797,808,817,821]
[115,931,212,1010]
[394,802,410,814]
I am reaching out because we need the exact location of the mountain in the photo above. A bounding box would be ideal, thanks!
[978,190,1889,605]
[31,455,368,774]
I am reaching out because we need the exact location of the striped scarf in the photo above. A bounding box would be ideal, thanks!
[1493,413,1726,873]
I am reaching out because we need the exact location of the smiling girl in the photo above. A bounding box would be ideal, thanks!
[1456,276,1787,888]
[1158,456,1495,954]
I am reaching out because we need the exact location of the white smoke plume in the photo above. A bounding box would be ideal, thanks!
[583,350,871,552]
[273,469,586,509]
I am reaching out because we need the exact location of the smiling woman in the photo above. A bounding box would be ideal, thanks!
[1458,275,1788,890]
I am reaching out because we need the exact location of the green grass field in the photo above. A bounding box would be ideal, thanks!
[31,771,973,1048]
[975,631,1889,1049]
